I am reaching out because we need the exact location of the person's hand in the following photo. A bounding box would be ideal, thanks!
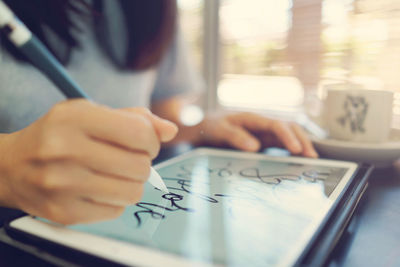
[198,112,318,158]
[0,100,177,224]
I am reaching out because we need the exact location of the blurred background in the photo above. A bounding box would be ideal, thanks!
[178,0,400,126]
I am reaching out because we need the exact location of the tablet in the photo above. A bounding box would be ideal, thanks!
[8,148,359,266]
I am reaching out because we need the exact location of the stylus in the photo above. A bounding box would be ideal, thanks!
[0,0,169,193]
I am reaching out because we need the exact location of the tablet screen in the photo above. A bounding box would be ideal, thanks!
[62,148,356,266]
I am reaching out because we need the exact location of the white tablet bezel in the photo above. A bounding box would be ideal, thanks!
[9,148,358,267]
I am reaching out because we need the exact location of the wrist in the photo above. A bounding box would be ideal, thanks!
[0,133,19,209]
[192,118,209,145]
[181,116,213,146]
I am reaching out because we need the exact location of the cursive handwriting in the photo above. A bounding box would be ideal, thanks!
[177,162,233,179]
[164,177,218,203]
[134,192,195,227]
[302,170,331,182]
[133,164,335,227]
[134,178,218,226]
[239,167,300,184]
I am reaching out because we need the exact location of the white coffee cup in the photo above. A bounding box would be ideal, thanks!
[325,85,393,142]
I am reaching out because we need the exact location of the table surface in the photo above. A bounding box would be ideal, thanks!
[0,145,399,266]
[336,160,400,267]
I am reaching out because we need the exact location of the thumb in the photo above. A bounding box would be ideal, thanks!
[122,107,178,142]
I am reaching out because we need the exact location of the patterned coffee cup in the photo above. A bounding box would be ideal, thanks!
[326,87,393,142]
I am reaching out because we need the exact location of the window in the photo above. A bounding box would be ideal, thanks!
[219,0,302,113]
[178,0,204,72]
[179,0,400,125]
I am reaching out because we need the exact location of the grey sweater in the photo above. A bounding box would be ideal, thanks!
[0,3,202,133]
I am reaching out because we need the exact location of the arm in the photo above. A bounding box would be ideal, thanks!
[152,95,318,158]
[151,94,204,145]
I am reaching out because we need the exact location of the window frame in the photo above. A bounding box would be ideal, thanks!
[203,0,220,112]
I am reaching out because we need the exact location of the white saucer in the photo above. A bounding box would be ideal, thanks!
[310,128,400,167]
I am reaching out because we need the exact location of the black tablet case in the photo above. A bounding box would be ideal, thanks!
[0,164,373,267]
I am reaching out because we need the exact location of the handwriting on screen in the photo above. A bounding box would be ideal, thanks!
[133,162,331,227]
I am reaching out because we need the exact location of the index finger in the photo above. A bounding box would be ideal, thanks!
[291,123,319,158]
[75,102,160,158]
[121,107,178,142]
[270,121,303,154]
[229,113,303,154]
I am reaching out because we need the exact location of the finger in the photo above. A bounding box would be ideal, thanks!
[70,167,145,206]
[270,121,302,154]
[46,197,125,225]
[77,103,161,158]
[122,107,178,142]
[73,136,152,182]
[35,163,146,207]
[229,112,275,132]
[291,123,319,158]
[223,123,261,152]
[83,177,145,207]
[257,132,284,148]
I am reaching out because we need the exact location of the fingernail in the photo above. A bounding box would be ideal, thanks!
[311,150,319,158]
[170,122,179,132]
[245,139,259,150]
[162,118,175,126]
[292,141,302,152]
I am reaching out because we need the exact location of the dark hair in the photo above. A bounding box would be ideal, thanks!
[1,0,177,70]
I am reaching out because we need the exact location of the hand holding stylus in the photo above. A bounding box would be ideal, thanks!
[0,100,177,224]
